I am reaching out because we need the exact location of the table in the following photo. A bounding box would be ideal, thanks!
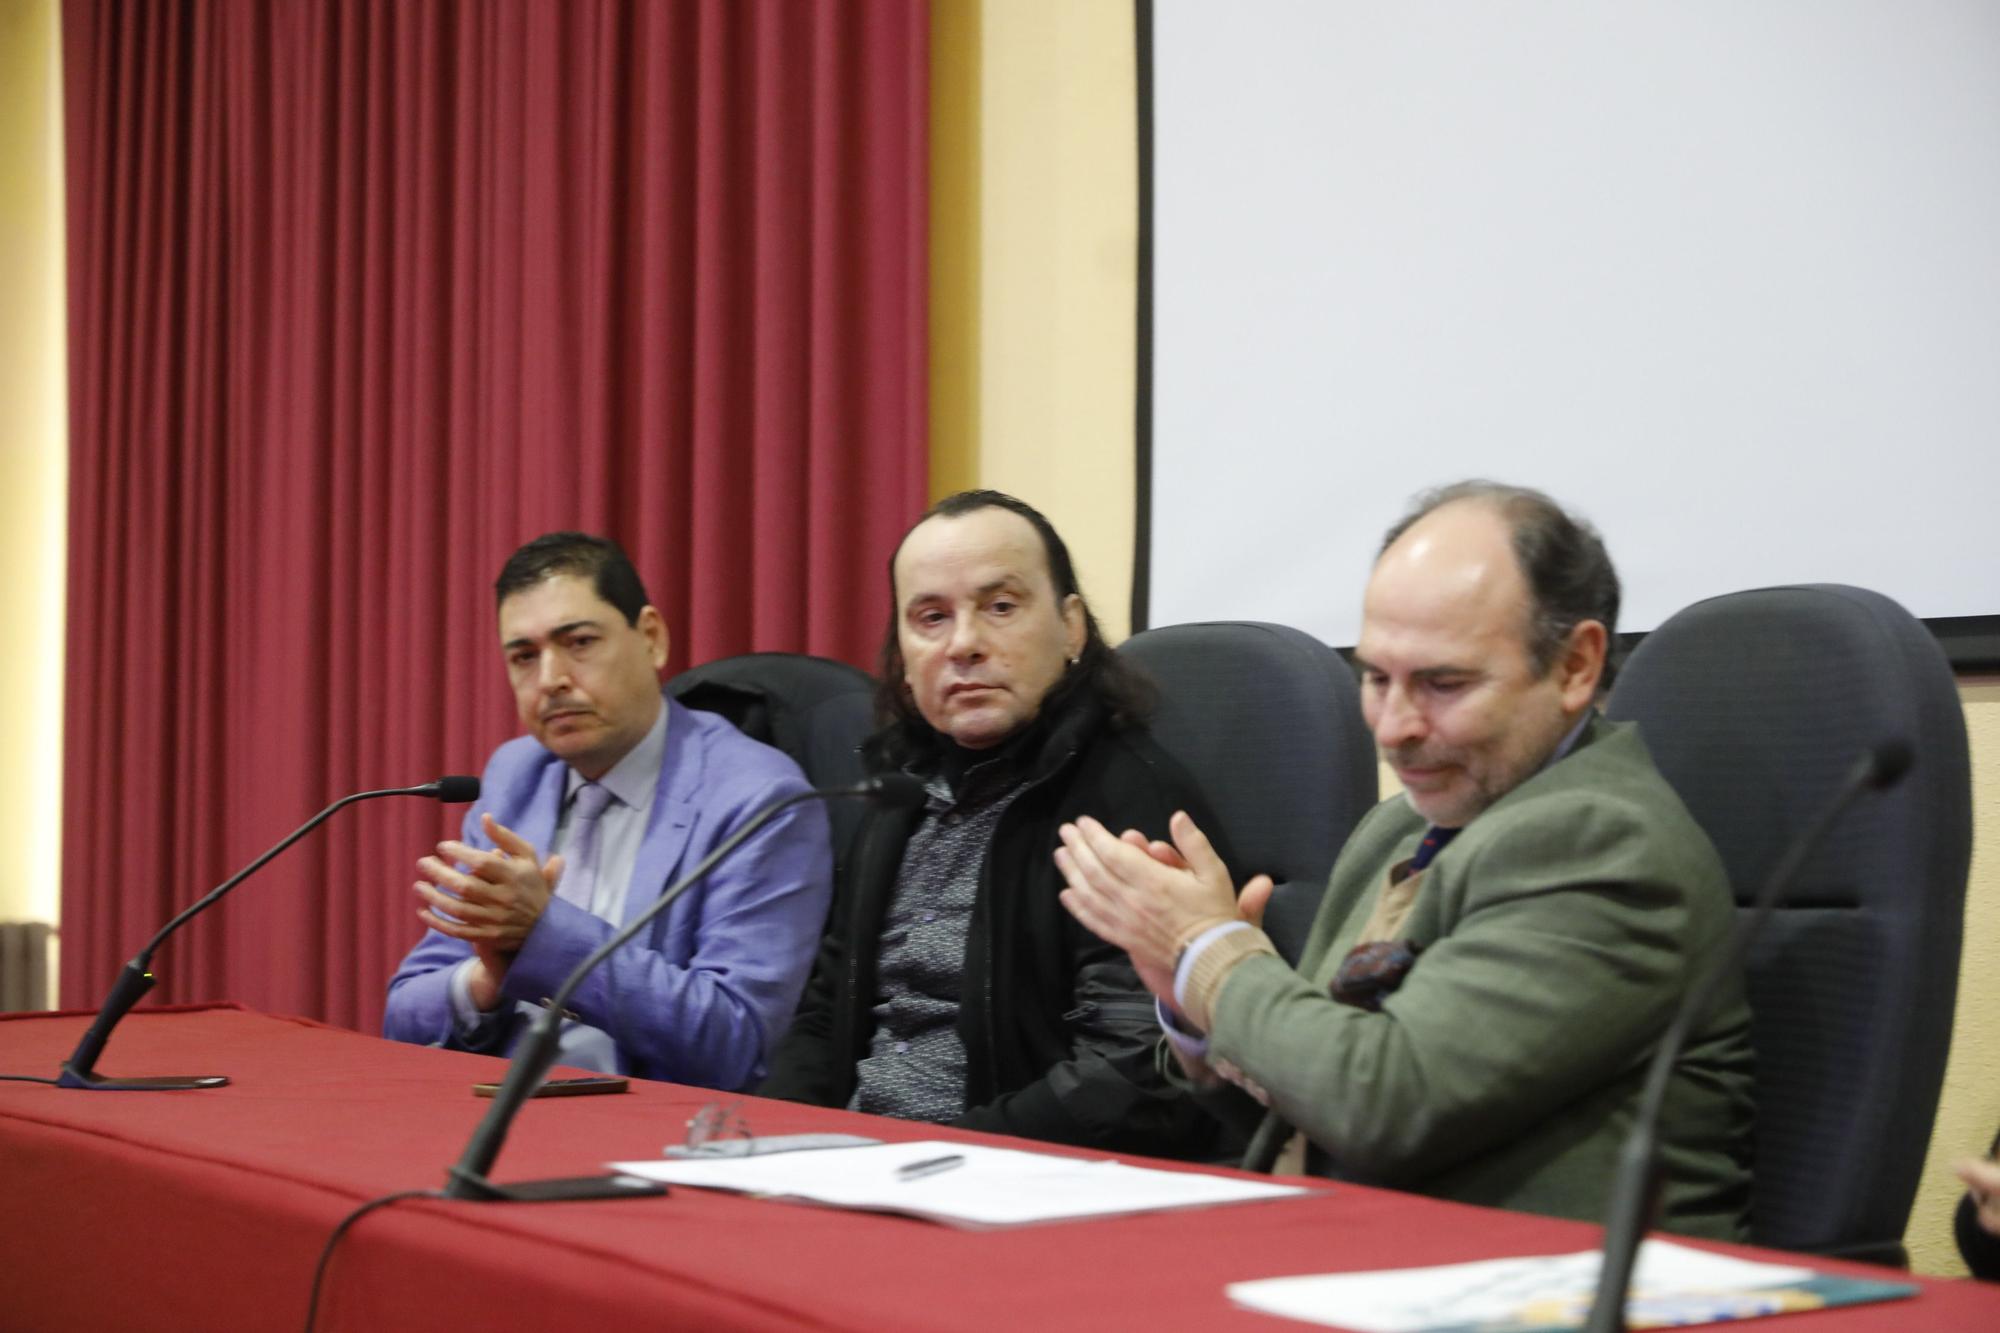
[3,1006,1996,1331]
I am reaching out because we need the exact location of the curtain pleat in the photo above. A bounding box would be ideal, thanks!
[60,0,928,1033]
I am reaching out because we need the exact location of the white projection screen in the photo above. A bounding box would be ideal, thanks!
[1145,1,2000,654]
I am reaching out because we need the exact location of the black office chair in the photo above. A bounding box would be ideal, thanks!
[1606,584,1971,1264]
[667,652,879,870]
[1117,621,1379,963]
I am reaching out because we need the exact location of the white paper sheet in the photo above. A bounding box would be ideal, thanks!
[608,1138,1309,1227]
[1226,1240,1819,1332]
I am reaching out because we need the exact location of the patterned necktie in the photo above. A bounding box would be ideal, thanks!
[558,781,617,913]
[1410,824,1459,870]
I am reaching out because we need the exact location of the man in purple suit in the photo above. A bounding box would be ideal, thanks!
[383,532,832,1091]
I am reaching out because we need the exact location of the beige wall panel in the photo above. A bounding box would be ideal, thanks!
[0,0,68,997]
[1911,681,2000,1276]
[931,0,1138,641]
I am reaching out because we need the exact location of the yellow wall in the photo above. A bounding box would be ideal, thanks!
[0,0,67,997]
[929,0,1139,642]
[933,0,2000,1277]
[1911,681,2000,1275]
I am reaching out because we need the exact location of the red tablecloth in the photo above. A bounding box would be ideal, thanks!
[2,1006,1995,1332]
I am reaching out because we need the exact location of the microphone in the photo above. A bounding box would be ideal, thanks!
[1582,741,1913,1332]
[417,775,484,803]
[441,773,926,1202]
[58,777,481,1091]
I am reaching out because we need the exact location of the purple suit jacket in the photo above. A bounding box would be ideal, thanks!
[383,695,833,1091]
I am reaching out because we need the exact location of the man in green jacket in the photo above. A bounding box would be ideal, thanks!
[1056,481,1753,1238]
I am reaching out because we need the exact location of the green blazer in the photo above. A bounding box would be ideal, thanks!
[1208,715,1754,1238]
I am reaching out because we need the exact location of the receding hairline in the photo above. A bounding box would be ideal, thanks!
[1377,490,1517,557]
[891,506,1062,600]
[1366,497,1550,656]
[1372,495,1531,595]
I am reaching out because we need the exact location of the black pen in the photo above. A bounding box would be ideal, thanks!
[895,1153,966,1182]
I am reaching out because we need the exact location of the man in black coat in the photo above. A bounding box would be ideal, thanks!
[760,491,1229,1157]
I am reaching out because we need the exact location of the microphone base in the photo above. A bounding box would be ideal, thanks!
[57,1066,230,1091]
[444,1170,667,1203]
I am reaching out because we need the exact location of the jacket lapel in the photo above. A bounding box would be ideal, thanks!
[622,696,701,928]
[515,760,567,863]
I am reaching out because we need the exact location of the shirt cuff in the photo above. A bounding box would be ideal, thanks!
[1174,920,1254,1014]
[1157,995,1212,1061]
[447,957,499,1037]
[1181,926,1281,1032]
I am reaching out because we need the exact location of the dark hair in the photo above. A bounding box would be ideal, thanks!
[873,490,1155,765]
[494,532,652,626]
[1380,480,1622,690]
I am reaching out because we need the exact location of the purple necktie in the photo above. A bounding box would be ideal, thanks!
[558,781,617,913]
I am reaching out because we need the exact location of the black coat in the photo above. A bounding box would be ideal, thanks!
[760,694,1230,1157]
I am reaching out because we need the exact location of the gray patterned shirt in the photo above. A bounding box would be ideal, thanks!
[850,744,1035,1121]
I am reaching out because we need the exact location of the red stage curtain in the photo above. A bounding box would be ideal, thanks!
[59,0,928,1033]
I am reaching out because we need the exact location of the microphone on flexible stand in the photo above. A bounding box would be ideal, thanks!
[57,776,483,1091]
[1582,740,1913,1333]
[440,772,927,1203]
